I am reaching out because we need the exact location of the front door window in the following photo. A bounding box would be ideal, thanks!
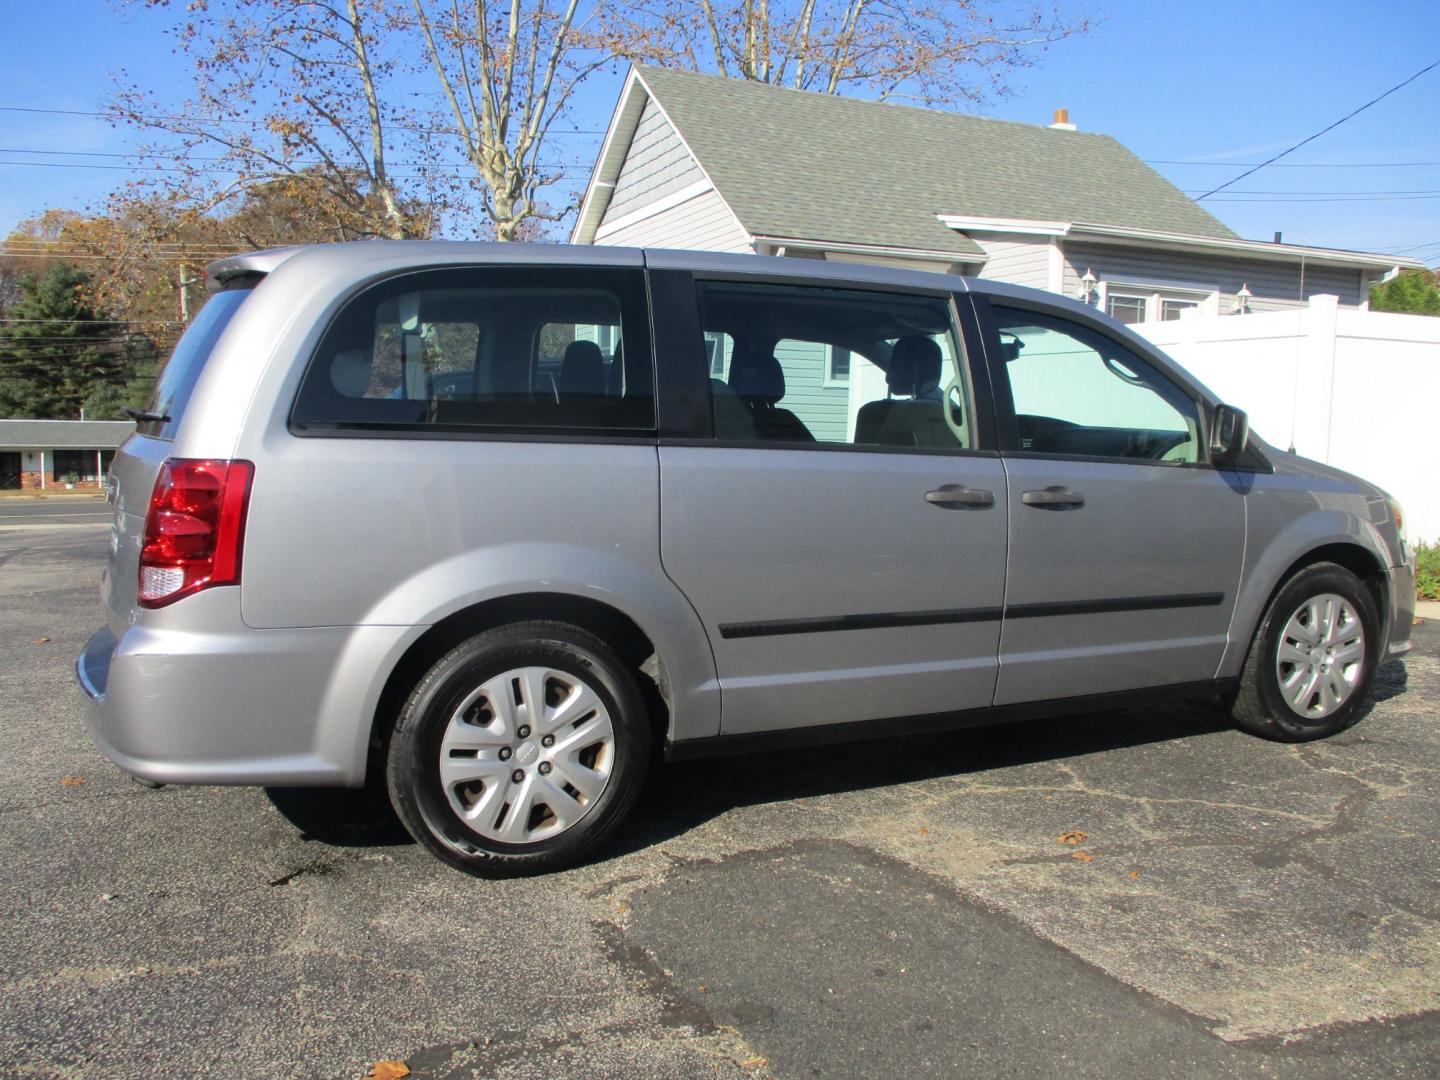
[994,308,1202,464]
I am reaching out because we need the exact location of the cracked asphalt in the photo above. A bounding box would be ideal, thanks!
[1,507,1437,1078]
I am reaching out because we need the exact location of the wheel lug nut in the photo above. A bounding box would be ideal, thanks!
[541,734,554,747]
[499,747,511,761]
[517,725,531,739]
[539,762,552,775]
[512,769,525,784]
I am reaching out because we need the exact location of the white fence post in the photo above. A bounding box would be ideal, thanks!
[1291,295,1340,463]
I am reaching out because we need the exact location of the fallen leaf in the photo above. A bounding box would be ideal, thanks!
[1071,851,1095,863]
[1058,830,1086,845]
[617,900,629,915]
[1128,870,1141,879]
[698,984,708,993]
[917,826,929,835]
[61,776,85,786]
[32,636,50,644]
[363,1062,409,1080]
[741,1056,768,1069]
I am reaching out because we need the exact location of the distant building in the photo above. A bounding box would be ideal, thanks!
[0,419,134,491]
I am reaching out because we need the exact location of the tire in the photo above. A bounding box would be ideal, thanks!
[1230,562,1380,742]
[386,621,650,877]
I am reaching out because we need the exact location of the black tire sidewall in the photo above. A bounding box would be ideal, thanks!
[1251,565,1379,739]
[388,624,649,877]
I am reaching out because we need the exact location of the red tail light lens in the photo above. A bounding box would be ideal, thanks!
[139,459,255,608]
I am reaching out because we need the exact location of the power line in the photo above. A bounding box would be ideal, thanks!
[1196,57,1440,200]
[1202,194,1440,203]
[0,146,579,170]
[0,158,587,178]
[1151,158,1440,168]
[1185,188,1440,196]
[0,103,606,136]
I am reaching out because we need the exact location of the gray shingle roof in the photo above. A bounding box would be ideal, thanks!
[0,419,135,449]
[636,66,1238,255]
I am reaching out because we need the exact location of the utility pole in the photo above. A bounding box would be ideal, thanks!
[178,266,201,322]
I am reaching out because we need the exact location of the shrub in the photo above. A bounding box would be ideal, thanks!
[1417,542,1440,602]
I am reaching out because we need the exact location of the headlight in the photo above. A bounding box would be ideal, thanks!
[1387,497,1408,547]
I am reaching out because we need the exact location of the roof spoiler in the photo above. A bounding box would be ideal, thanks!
[204,247,306,292]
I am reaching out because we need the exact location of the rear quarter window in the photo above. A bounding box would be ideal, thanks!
[290,266,654,437]
[140,285,254,439]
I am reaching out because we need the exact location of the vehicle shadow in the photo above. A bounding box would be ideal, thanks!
[609,657,1417,862]
[606,697,1238,863]
[261,659,1415,865]
[264,784,411,847]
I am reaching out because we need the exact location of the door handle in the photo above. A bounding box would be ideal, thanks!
[1022,486,1085,510]
[925,484,994,509]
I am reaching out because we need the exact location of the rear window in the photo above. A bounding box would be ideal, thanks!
[290,266,654,437]
[139,285,254,439]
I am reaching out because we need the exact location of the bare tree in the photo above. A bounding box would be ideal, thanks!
[111,0,433,240]
[409,0,615,241]
[610,0,1092,108]
[111,1,1088,245]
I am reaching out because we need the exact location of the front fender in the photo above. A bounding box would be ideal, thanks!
[1219,506,1392,679]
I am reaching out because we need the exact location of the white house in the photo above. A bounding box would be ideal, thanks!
[572,66,1423,314]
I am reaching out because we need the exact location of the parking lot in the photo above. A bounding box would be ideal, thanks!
[2,496,1437,1079]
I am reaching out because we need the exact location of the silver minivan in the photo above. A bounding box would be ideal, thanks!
[77,242,1416,877]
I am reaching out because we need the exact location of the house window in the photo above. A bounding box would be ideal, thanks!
[1160,298,1200,321]
[1106,294,1148,325]
[825,345,852,386]
[52,450,94,481]
[1101,281,1215,324]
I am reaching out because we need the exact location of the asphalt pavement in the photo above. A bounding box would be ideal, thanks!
[0,493,112,528]
[1,512,1436,1079]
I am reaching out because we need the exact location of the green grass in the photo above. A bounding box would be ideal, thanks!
[1417,541,1440,601]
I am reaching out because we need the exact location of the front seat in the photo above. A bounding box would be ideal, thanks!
[728,345,814,442]
[855,336,952,448]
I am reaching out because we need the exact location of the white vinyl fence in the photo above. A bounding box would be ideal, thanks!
[1133,296,1440,544]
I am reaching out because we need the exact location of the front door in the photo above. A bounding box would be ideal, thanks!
[657,276,1009,736]
[977,300,1246,705]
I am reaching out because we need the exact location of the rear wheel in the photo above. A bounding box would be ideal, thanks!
[387,621,650,877]
[1230,562,1379,741]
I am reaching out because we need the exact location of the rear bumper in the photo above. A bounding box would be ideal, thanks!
[76,624,116,701]
[74,599,414,787]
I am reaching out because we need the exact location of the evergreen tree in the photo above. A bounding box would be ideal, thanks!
[1369,270,1440,316]
[0,263,126,418]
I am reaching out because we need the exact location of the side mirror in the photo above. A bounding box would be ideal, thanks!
[1209,404,1249,464]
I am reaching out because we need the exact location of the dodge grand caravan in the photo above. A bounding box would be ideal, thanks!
[76,242,1416,877]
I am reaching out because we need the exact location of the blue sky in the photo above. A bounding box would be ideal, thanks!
[1,0,1437,266]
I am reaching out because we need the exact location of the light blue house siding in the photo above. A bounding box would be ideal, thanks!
[708,335,850,441]
[774,340,849,442]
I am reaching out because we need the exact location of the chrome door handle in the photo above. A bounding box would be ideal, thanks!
[1021,486,1085,510]
[925,484,994,508]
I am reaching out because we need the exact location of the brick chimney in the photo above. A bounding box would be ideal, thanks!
[1049,108,1077,132]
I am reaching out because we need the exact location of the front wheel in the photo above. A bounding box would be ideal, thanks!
[1230,562,1379,741]
[387,621,650,877]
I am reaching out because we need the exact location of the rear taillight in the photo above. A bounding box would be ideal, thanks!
[138,459,255,608]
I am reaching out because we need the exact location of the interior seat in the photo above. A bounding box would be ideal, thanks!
[728,345,814,442]
[855,336,954,448]
[711,378,758,440]
[561,340,607,402]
